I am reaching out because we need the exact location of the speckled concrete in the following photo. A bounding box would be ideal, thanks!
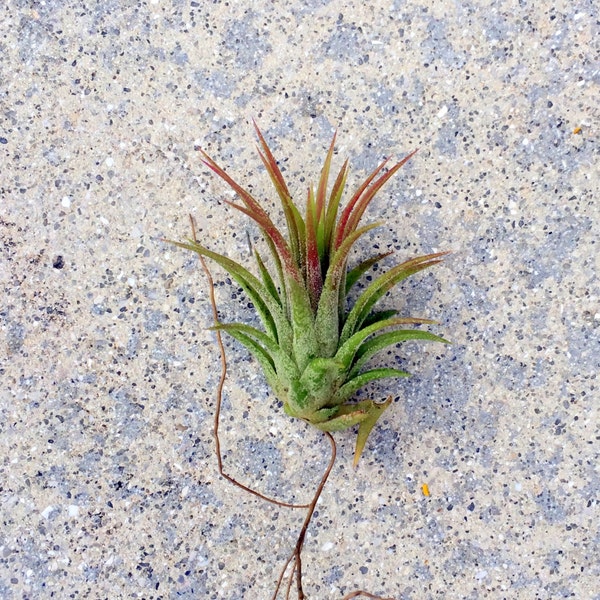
[1,1,598,599]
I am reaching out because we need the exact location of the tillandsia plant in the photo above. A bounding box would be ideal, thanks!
[169,124,449,600]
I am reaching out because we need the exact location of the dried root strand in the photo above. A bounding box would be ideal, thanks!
[271,432,336,600]
[341,592,397,600]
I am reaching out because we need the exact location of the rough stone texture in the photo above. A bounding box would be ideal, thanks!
[1,1,598,599]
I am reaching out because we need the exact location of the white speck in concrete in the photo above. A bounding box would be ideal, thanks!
[41,505,55,519]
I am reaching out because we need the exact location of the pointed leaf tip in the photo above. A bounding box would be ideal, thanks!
[353,396,393,466]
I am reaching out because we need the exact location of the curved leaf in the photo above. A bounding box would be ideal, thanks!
[335,317,436,370]
[332,368,409,405]
[324,159,349,254]
[253,247,281,306]
[333,159,390,250]
[353,397,393,466]
[214,325,281,396]
[200,150,305,288]
[340,252,448,344]
[361,309,399,327]
[253,121,305,267]
[310,408,369,432]
[315,132,337,237]
[211,322,280,358]
[340,150,418,243]
[349,329,450,378]
[169,239,291,347]
[345,251,393,295]
[213,322,300,382]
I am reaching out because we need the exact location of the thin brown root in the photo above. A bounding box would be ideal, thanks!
[271,534,297,599]
[341,592,397,600]
[190,215,309,510]
[271,432,337,600]
[284,562,296,600]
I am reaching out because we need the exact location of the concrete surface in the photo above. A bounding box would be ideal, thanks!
[1,1,598,599]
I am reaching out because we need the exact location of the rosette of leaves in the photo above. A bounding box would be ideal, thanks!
[172,125,448,465]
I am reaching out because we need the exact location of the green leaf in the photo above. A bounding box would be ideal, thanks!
[361,309,399,327]
[253,247,281,306]
[213,322,308,412]
[213,322,299,377]
[314,222,382,357]
[310,408,370,432]
[287,277,318,373]
[262,235,288,317]
[211,321,279,358]
[213,325,282,397]
[315,132,336,227]
[340,252,448,344]
[302,405,340,424]
[298,357,344,411]
[169,239,291,347]
[349,329,450,378]
[352,397,393,466]
[331,368,410,405]
[314,133,337,265]
[310,397,395,466]
[324,159,349,255]
[345,251,393,295]
[335,317,436,371]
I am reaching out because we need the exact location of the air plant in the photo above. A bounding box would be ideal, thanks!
[169,124,449,599]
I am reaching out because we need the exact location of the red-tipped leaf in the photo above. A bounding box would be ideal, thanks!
[253,122,305,266]
[201,151,303,286]
[305,187,323,310]
[333,158,389,250]
[341,150,418,242]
